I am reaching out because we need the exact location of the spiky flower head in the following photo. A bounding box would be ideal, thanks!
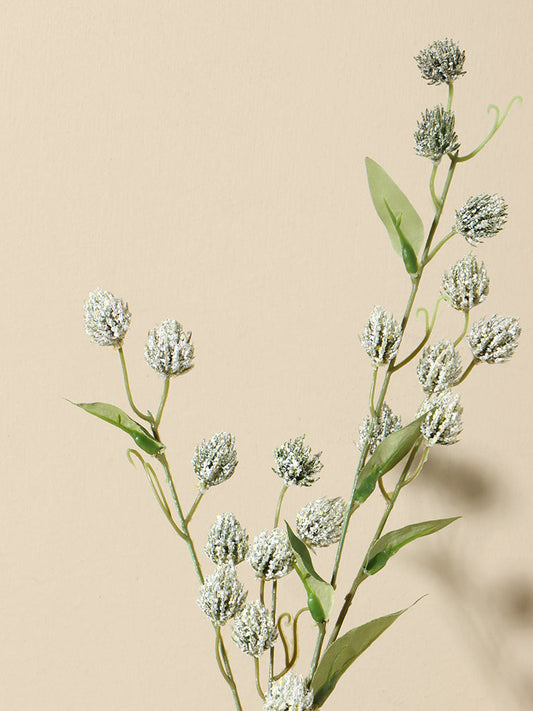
[414,105,459,162]
[296,497,346,548]
[247,529,294,580]
[197,564,247,625]
[232,601,278,657]
[415,38,466,85]
[418,390,463,446]
[273,435,323,488]
[417,340,462,394]
[193,432,238,491]
[360,306,402,366]
[84,288,131,347]
[455,194,508,245]
[442,254,489,311]
[468,314,521,364]
[357,402,402,455]
[144,319,194,376]
[205,513,249,565]
[264,672,314,711]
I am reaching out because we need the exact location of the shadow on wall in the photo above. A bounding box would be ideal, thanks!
[415,453,533,711]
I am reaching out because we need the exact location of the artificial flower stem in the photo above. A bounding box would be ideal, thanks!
[155,376,170,428]
[429,164,441,210]
[454,311,470,347]
[185,491,204,525]
[270,483,289,681]
[456,357,478,385]
[307,621,326,682]
[369,366,378,417]
[254,657,265,700]
[447,81,454,111]
[456,96,522,162]
[118,347,152,422]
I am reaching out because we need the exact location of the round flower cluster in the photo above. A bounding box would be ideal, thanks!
[197,564,247,625]
[360,306,402,366]
[468,315,521,364]
[232,601,278,657]
[358,402,402,455]
[296,497,346,548]
[273,435,323,488]
[416,340,462,394]
[442,254,489,311]
[205,513,248,565]
[193,432,238,491]
[415,38,466,85]
[247,529,294,580]
[455,194,507,245]
[263,672,315,711]
[84,288,131,347]
[144,319,194,376]
[418,390,463,446]
[414,105,459,162]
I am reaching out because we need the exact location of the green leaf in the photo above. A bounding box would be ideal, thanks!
[286,523,334,622]
[365,157,424,256]
[384,199,419,274]
[353,413,426,506]
[365,517,460,575]
[70,401,165,456]
[312,603,418,706]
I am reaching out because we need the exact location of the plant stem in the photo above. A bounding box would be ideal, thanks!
[307,621,326,682]
[255,658,265,700]
[369,366,378,417]
[155,376,170,428]
[456,357,478,385]
[429,164,440,210]
[274,485,288,527]
[454,311,470,347]
[118,347,152,422]
[185,491,204,524]
[269,484,289,683]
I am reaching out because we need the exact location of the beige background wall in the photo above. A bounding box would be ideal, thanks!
[2,2,532,709]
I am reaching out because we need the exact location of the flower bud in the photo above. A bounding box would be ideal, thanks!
[263,672,314,711]
[357,402,402,455]
[84,288,131,347]
[296,497,346,548]
[197,564,247,625]
[193,433,238,491]
[232,601,278,657]
[415,38,466,85]
[360,306,402,366]
[144,319,194,376]
[247,529,294,580]
[455,194,507,245]
[442,254,489,311]
[417,340,462,394]
[205,513,249,565]
[273,435,323,488]
[418,390,463,446]
[468,314,521,364]
[414,105,459,162]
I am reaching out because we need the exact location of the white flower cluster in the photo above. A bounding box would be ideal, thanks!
[232,601,278,657]
[468,315,521,364]
[442,254,489,311]
[84,288,131,347]
[358,402,402,455]
[416,340,462,394]
[197,564,247,625]
[296,497,346,548]
[418,390,463,446]
[414,105,459,162]
[415,38,466,85]
[273,435,323,488]
[144,319,194,376]
[455,194,507,245]
[263,672,315,711]
[360,306,402,366]
[205,513,248,565]
[247,529,294,580]
[193,432,238,491]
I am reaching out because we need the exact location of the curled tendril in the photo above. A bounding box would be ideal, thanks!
[393,297,445,372]
[273,608,308,680]
[457,95,522,162]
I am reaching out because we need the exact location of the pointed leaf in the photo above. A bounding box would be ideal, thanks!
[286,523,334,622]
[70,401,165,456]
[365,157,424,256]
[365,517,460,575]
[353,413,426,506]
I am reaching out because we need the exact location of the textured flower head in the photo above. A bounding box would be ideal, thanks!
[455,194,508,245]
[415,38,466,85]
[273,435,323,487]
[232,601,278,657]
[468,314,521,364]
[360,306,402,366]
[84,288,131,347]
[144,319,194,376]
[197,564,247,625]
[193,432,238,491]
[442,254,489,311]
[416,340,462,394]
[205,513,249,565]
[414,105,459,162]
[418,390,463,446]
[296,497,346,548]
[264,672,314,711]
[357,402,402,455]
[247,529,294,580]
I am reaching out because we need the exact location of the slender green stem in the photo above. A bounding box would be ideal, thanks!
[456,96,522,163]
[185,491,204,524]
[454,311,470,347]
[277,613,292,667]
[307,621,326,682]
[425,231,456,263]
[270,484,289,682]
[215,627,232,684]
[259,579,265,605]
[118,347,152,422]
[429,164,440,210]
[447,82,454,111]
[274,608,308,680]
[456,357,478,385]
[155,376,170,428]
[369,366,378,417]
[393,297,445,371]
[402,446,430,487]
[377,476,392,502]
[255,657,265,700]
[274,485,289,528]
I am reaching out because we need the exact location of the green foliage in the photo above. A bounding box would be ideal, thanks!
[384,199,420,274]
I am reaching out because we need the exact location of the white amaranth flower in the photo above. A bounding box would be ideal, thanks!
[197,564,247,625]
[418,390,463,446]
[360,306,402,366]
[357,403,402,455]
[296,497,346,548]
[205,513,249,565]
[232,601,278,657]
[442,254,489,311]
[273,435,323,488]
[417,340,462,394]
[247,529,294,580]
[415,38,466,85]
[455,194,508,245]
[414,105,459,162]
[144,319,194,376]
[84,288,131,347]
[468,315,521,364]
[264,672,314,711]
[193,432,238,491]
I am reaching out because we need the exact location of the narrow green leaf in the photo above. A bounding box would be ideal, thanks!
[70,401,165,456]
[365,517,460,575]
[384,199,419,274]
[365,157,424,256]
[312,601,421,706]
[286,523,334,622]
[353,413,426,506]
